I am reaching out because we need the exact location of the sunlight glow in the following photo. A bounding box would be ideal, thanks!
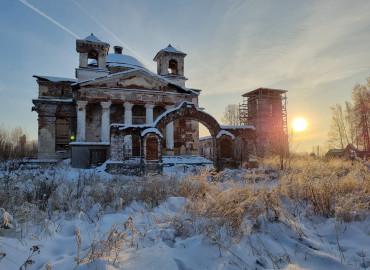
[292,118,307,132]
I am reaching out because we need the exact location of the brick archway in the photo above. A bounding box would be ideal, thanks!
[154,101,222,164]
[108,101,255,174]
[154,102,222,137]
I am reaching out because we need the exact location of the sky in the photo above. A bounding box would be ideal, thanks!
[0,0,370,152]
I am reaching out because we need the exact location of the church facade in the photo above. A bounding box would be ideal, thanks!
[32,34,256,173]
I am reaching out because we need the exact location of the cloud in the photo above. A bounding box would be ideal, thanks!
[19,0,80,39]
[190,0,370,100]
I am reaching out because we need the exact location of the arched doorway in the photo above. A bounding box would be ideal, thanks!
[219,137,233,159]
[145,137,159,160]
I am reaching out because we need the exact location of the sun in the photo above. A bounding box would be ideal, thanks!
[292,118,307,132]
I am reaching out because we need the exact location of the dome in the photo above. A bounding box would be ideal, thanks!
[106,53,146,69]
[89,53,146,69]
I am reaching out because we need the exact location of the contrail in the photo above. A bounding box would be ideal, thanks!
[72,0,154,69]
[19,0,80,39]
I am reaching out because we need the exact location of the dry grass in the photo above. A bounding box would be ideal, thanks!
[277,157,370,221]
[172,157,370,240]
[76,216,143,265]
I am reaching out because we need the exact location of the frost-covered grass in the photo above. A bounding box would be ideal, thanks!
[0,157,369,269]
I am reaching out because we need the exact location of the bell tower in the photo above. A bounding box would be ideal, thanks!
[75,33,110,81]
[153,44,187,86]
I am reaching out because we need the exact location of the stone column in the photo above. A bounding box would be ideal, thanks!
[165,105,175,155]
[123,102,134,156]
[123,102,133,125]
[145,104,155,124]
[100,101,111,142]
[76,101,88,142]
[38,116,56,159]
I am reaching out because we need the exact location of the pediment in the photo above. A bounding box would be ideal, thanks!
[77,69,185,94]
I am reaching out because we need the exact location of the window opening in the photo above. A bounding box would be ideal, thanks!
[55,118,70,150]
[168,59,178,74]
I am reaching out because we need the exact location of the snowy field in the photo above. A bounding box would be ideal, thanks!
[0,158,369,270]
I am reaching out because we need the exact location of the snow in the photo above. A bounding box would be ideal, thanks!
[33,98,74,102]
[33,75,77,82]
[83,33,106,44]
[115,123,149,130]
[162,155,212,165]
[221,125,256,130]
[141,128,163,138]
[152,102,187,125]
[93,87,189,96]
[216,130,235,139]
[112,102,222,137]
[70,142,110,145]
[73,66,199,96]
[199,136,212,141]
[22,158,59,163]
[153,101,217,126]
[0,161,369,270]
[161,44,186,55]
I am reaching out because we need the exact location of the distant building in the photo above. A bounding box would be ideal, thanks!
[326,149,347,158]
[326,144,369,160]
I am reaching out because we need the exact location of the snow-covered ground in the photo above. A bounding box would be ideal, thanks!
[0,160,369,270]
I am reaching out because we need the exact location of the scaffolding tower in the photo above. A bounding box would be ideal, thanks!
[240,88,288,156]
[240,88,287,133]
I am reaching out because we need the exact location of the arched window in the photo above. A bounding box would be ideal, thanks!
[55,118,70,150]
[168,59,178,74]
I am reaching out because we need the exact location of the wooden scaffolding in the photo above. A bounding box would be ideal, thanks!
[239,88,288,135]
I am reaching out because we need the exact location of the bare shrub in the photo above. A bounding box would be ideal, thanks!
[172,171,282,241]
[117,174,178,209]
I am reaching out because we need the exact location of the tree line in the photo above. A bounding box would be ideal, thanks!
[0,126,37,161]
[328,77,370,151]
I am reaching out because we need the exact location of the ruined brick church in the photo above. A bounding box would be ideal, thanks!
[31,34,261,173]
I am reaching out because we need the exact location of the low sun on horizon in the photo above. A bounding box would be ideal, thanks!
[292,118,307,132]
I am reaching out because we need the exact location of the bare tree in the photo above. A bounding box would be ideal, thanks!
[222,104,241,126]
[328,77,370,151]
[0,125,37,161]
[328,104,349,149]
[266,121,291,170]
[344,101,360,148]
[351,80,370,150]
